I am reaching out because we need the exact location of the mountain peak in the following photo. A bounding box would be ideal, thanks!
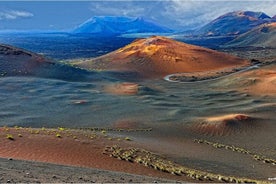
[216,11,271,20]
[234,11,271,19]
[197,10,274,36]
[73,16,172,35]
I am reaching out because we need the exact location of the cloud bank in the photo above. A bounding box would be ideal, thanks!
[0,1,274,30]
[88,0,276,30]
[0,10,33,20]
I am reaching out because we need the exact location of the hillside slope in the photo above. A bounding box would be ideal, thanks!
[224,23,276,48]
[74,36,249,78]
[0,44,98,81]
[196,11,274,36]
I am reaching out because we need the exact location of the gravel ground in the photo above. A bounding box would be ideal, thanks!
[0,158,180,183]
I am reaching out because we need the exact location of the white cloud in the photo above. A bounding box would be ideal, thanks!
[89,2,146,17]
[0,10,33,20]
[162,0,276,29]
[85,0,276,30]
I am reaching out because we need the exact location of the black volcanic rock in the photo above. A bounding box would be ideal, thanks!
[72,16,172,35]
[196,11,275,36]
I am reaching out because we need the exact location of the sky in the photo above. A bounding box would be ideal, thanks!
[0,0,275,31]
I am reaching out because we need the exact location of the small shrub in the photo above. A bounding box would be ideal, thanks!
[125,137,131,141]
[6,134,14,140]
[58,127,65,131]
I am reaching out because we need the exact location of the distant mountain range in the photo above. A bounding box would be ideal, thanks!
[195,11,275,36]
[2,11,275,50]
[71,11,275,39]
[72,16,172,35]
[224,22,276,48]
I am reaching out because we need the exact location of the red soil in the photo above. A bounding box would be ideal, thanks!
[75,36,249,78]
[0,127,189,181]
[266,22,276,28]
[235,65,276,96]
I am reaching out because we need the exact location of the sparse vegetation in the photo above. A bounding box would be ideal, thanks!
[56,133,62,138]
[79,127,152,132]
[6,134,14,140]
[58,127,65,131]
[124,137,131,141]
[4,126,9,131]
[103,145,263,183]
[194,139,276,165]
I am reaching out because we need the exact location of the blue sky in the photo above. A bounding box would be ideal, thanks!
[0,1,275,31]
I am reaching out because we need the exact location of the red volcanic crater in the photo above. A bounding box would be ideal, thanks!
[74,36,249,78]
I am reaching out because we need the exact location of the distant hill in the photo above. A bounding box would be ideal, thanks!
[72,16,172,35]
[224,23,276,48]
[0,44,47,76]
[196,11,275,36]
[74,36,248,78]
[0,44,99,81]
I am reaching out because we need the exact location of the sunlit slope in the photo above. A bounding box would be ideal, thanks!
[75,36,249,78]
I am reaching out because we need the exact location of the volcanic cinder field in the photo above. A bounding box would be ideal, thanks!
[0,6,275,183]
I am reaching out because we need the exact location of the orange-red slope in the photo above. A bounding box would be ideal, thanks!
[75,36,249,78]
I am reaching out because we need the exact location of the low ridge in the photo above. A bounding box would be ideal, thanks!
[225,22,276,48]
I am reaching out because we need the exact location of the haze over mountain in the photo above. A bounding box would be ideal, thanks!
[74,36,249,78]
[72,16,172,35]
[196,11,275,36]
[225,22,276,48]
